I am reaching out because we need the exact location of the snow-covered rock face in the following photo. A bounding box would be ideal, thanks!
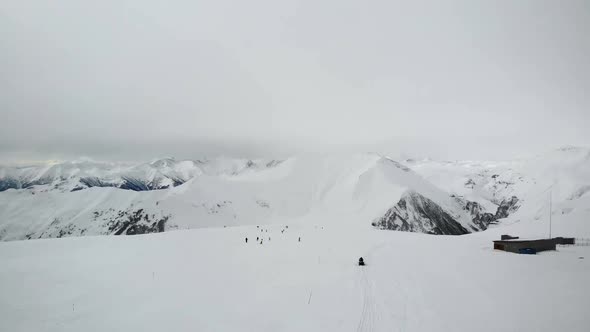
[0,148,589,241]
[372,191,471,235]
[372,193,522,235]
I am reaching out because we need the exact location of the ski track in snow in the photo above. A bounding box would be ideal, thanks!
[356,267,376,332]
[356,240,414,332]
[356,242,388,332]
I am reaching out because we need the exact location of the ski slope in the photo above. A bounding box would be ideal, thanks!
[1,221,589,332]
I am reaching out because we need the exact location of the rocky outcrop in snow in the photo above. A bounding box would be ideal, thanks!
[20,208,171,240]
[494,196,519,219]
[462,196,519,230]
[105,209,170,235]
[464,201,497,230]
[373,192,522,235]
[372,191,470,235]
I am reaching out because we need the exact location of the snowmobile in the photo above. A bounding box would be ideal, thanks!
[358,257,365,266]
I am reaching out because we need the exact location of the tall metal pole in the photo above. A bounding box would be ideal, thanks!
[549,190,553,238]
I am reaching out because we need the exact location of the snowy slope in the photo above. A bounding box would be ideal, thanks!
[0,221,589,332]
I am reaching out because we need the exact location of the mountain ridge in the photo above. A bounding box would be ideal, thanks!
[1,148,589,241]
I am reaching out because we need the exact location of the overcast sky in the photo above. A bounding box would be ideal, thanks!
[1,0,589,162]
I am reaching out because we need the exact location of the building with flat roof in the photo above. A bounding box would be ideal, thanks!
[493,239,556,254]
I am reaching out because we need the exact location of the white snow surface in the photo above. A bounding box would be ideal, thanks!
[1,220,589,331]
[1,148,590,331]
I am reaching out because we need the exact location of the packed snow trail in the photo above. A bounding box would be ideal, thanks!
[356,266,376,332]
[356,241,403,332]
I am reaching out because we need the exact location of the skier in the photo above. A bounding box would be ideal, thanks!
[298,237,301,242]
[256,236,259,241]
[358,257,365,266]
[245,237,248,243]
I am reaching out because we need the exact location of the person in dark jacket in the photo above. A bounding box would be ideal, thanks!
[358,257,365,266]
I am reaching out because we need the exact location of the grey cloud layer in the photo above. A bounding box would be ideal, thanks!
[1,0,589,161]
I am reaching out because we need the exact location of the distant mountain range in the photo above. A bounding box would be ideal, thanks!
[1,147,588,241]
[0,157,283,192]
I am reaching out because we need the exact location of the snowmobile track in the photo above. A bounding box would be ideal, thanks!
[356,242,388,332]
[356,267,377,332]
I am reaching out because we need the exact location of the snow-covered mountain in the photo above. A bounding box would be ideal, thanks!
[1,148,589,241]
[0,157,280,192]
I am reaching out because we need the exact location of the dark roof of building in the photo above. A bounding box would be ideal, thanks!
[493,238,552,244]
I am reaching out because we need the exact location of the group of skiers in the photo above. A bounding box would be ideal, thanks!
[243,226,364,266]
[245,236,272,244]
[244,225,299,245]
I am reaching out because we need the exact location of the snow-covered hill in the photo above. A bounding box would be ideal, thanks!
[1,148,589,241]
[403,146,590,236]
